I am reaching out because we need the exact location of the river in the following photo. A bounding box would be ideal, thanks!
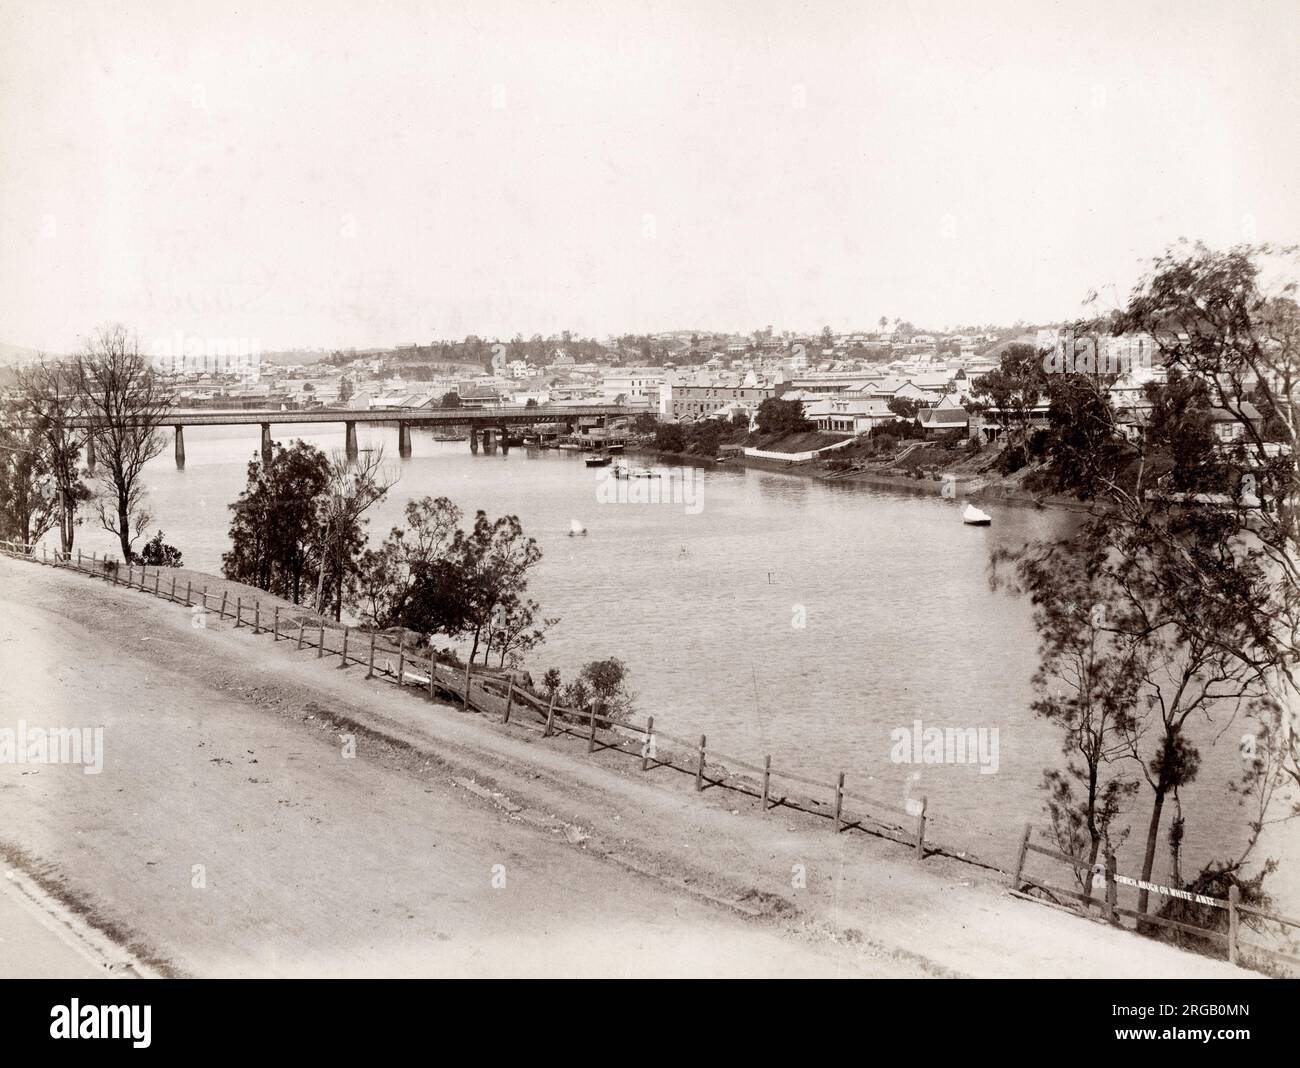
[48,420,1297,902]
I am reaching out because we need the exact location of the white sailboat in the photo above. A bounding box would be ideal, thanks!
[568,518,588,537]
[962,504,992,526]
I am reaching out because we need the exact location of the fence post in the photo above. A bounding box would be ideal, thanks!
[77,549,82,568]
[340,626,350,666]
[297,618,305,650]
[463,662,472,709]
[219,591,228,619]
[1011,823,1031,889]
[1228,885,1240,966]
[272,606,280,640]
[185,580,192,606]
[43,546,47,564]
[154,571,160,596]
[428,650,436,699]
[397,638,405,685]
[834,772,845,833]
[695,735,707,791]
[254,601,262,633]
[544,693,556,737]
[170,575,177,601]
[588,702,598,752]
[914,795,928,861]
[367,631,376,678]
[202,587,208,610]
[761,755,771,812]
[1104,849,1118,924]
[503,681,513,724]
[234,597,242,626]
[642,716,654,771]
[317,621,325,658]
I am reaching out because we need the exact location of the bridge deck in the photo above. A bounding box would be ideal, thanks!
[57,405,629,429]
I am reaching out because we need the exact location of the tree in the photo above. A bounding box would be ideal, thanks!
[755,397,812,436]
[139,530,183,567]
[313,446,399,620]
[967,342,1047,472]
[13,358,90,553]
[654,424,686,453]
[1044,244,1300,794]
[451,511,543,665]
[352,496,462,628]
[994,535,1142,896]
[887,396,919,420]
[74,324,172,562]
[339,376,354,405]
[578,658,634,721]
[489,597,558,668]
[0,395,59,548]
[441,391,461,409]
[223,441,331,602]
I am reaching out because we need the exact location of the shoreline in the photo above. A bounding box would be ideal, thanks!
[629,443,1097,514]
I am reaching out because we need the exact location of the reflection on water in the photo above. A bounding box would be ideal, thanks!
[53,421,1296,896]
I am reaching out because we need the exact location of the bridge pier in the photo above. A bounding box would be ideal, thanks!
[85,434,95,474]
[498,427,509,454]
[174,426,186,469]
[345,421,358,463]
[261,423,273,465]
[482,428,495,452]
[398,422,412,459]
[469,427,478,453]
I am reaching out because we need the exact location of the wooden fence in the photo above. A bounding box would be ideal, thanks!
[1,538,934,862]
[1011,823,1300,973]
[11,537,1295,975]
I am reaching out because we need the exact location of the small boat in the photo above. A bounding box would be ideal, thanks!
[962,504,992,526]
[585,455,612,467]
[605,443,625,454]
[568,518,587,537]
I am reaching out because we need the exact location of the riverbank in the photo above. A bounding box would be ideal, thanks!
[630,443,1095,513]
[0,554,1258,978]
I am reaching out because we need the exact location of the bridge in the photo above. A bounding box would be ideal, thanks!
[62,404,630,468]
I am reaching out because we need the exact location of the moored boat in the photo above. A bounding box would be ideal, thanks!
[585,455,612,467]
[962,504,992,526]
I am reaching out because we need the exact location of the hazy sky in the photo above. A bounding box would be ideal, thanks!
[1,0,1296,352]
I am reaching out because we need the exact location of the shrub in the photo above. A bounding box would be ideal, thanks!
[139,530,183,567]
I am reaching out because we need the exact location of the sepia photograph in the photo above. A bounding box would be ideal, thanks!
[0,0,1296,1036]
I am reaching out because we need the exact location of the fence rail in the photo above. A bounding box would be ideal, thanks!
[1,537,935,861]
[1011,822,1300,973]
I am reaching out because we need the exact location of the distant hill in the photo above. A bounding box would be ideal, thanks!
[0,342,45,366]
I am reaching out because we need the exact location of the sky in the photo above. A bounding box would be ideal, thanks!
[0,0,1296,353]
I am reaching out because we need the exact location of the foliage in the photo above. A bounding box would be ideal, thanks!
[755,397,812,436]
[139,530,183,567]
[222,441,332,603]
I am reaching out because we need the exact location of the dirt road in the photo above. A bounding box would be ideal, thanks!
[0,557,1255,978]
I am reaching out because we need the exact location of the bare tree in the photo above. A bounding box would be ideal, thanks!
[74,325,172,562]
